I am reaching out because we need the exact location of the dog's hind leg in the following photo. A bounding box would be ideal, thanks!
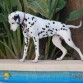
[62,36,83,60]
[52,35,67,60]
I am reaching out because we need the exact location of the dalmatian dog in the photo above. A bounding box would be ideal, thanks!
[8,11,83,62]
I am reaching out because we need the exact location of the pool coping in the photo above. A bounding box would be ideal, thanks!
[0,59,83,71]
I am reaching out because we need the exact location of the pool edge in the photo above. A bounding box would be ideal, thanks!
[0,59,83,71]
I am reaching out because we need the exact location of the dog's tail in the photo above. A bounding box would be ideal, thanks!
[67,21,82,29]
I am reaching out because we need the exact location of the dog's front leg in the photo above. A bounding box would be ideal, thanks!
[33,37,39,63]
[20,37,30,62]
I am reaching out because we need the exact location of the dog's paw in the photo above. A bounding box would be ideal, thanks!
[32,59,38,63]
[19,59,24,62]
[56,58,62,61]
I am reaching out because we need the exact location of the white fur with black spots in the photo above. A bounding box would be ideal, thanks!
[8,11,83,62]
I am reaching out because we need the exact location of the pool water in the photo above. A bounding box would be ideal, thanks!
[0,71,83,83]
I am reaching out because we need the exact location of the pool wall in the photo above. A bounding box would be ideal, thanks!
[0,60,83,83]
[0,71,83,83]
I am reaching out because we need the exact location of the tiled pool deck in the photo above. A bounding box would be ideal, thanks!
[0,59,83,71]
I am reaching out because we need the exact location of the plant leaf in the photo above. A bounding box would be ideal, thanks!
[0,13,6,22]
[56,0,66,13]
[49,0,58,19]
[17,27,22,53]
[27,0,49,18]
[0,40,16,58]
[66,9,83,22]
[0,49,6,58]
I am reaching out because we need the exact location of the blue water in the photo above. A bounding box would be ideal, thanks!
[0,71,83,83]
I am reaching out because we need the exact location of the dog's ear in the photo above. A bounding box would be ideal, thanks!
[13,14,20,24]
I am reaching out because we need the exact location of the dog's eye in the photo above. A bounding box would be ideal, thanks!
[12,23,14,24]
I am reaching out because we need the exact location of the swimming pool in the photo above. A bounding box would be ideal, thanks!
[0,71,83,83]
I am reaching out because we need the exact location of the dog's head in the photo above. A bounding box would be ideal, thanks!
[8,11,22,31]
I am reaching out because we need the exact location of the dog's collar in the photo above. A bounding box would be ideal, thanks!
[22,13,26,30]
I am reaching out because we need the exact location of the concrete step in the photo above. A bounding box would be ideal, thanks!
[0,59,83,71]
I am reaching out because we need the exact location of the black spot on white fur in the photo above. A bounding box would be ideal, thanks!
[48,23,50,25]
[35,21,36,23]
[24,18,27,21]
[25,43,28,47]
[24,31,26,33]
[48,29,53,32]
[13,14,19,21]
[38,31,44,36]
[55,29,57,31]
[28,22,30,24]
[61,28,67,31]
[25,24,27,27]
[31,22,34,26]
[68,39,70,41]
[42,28,45,30]
[45,25,49,28]
[24,28,29,33]
[32,17,35,20]
[63,25,65,27]
[53,22,55,24]
[52,28,54,30]
[33,37,37,42]
[34,45,37,50]
[13,14,20,24]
